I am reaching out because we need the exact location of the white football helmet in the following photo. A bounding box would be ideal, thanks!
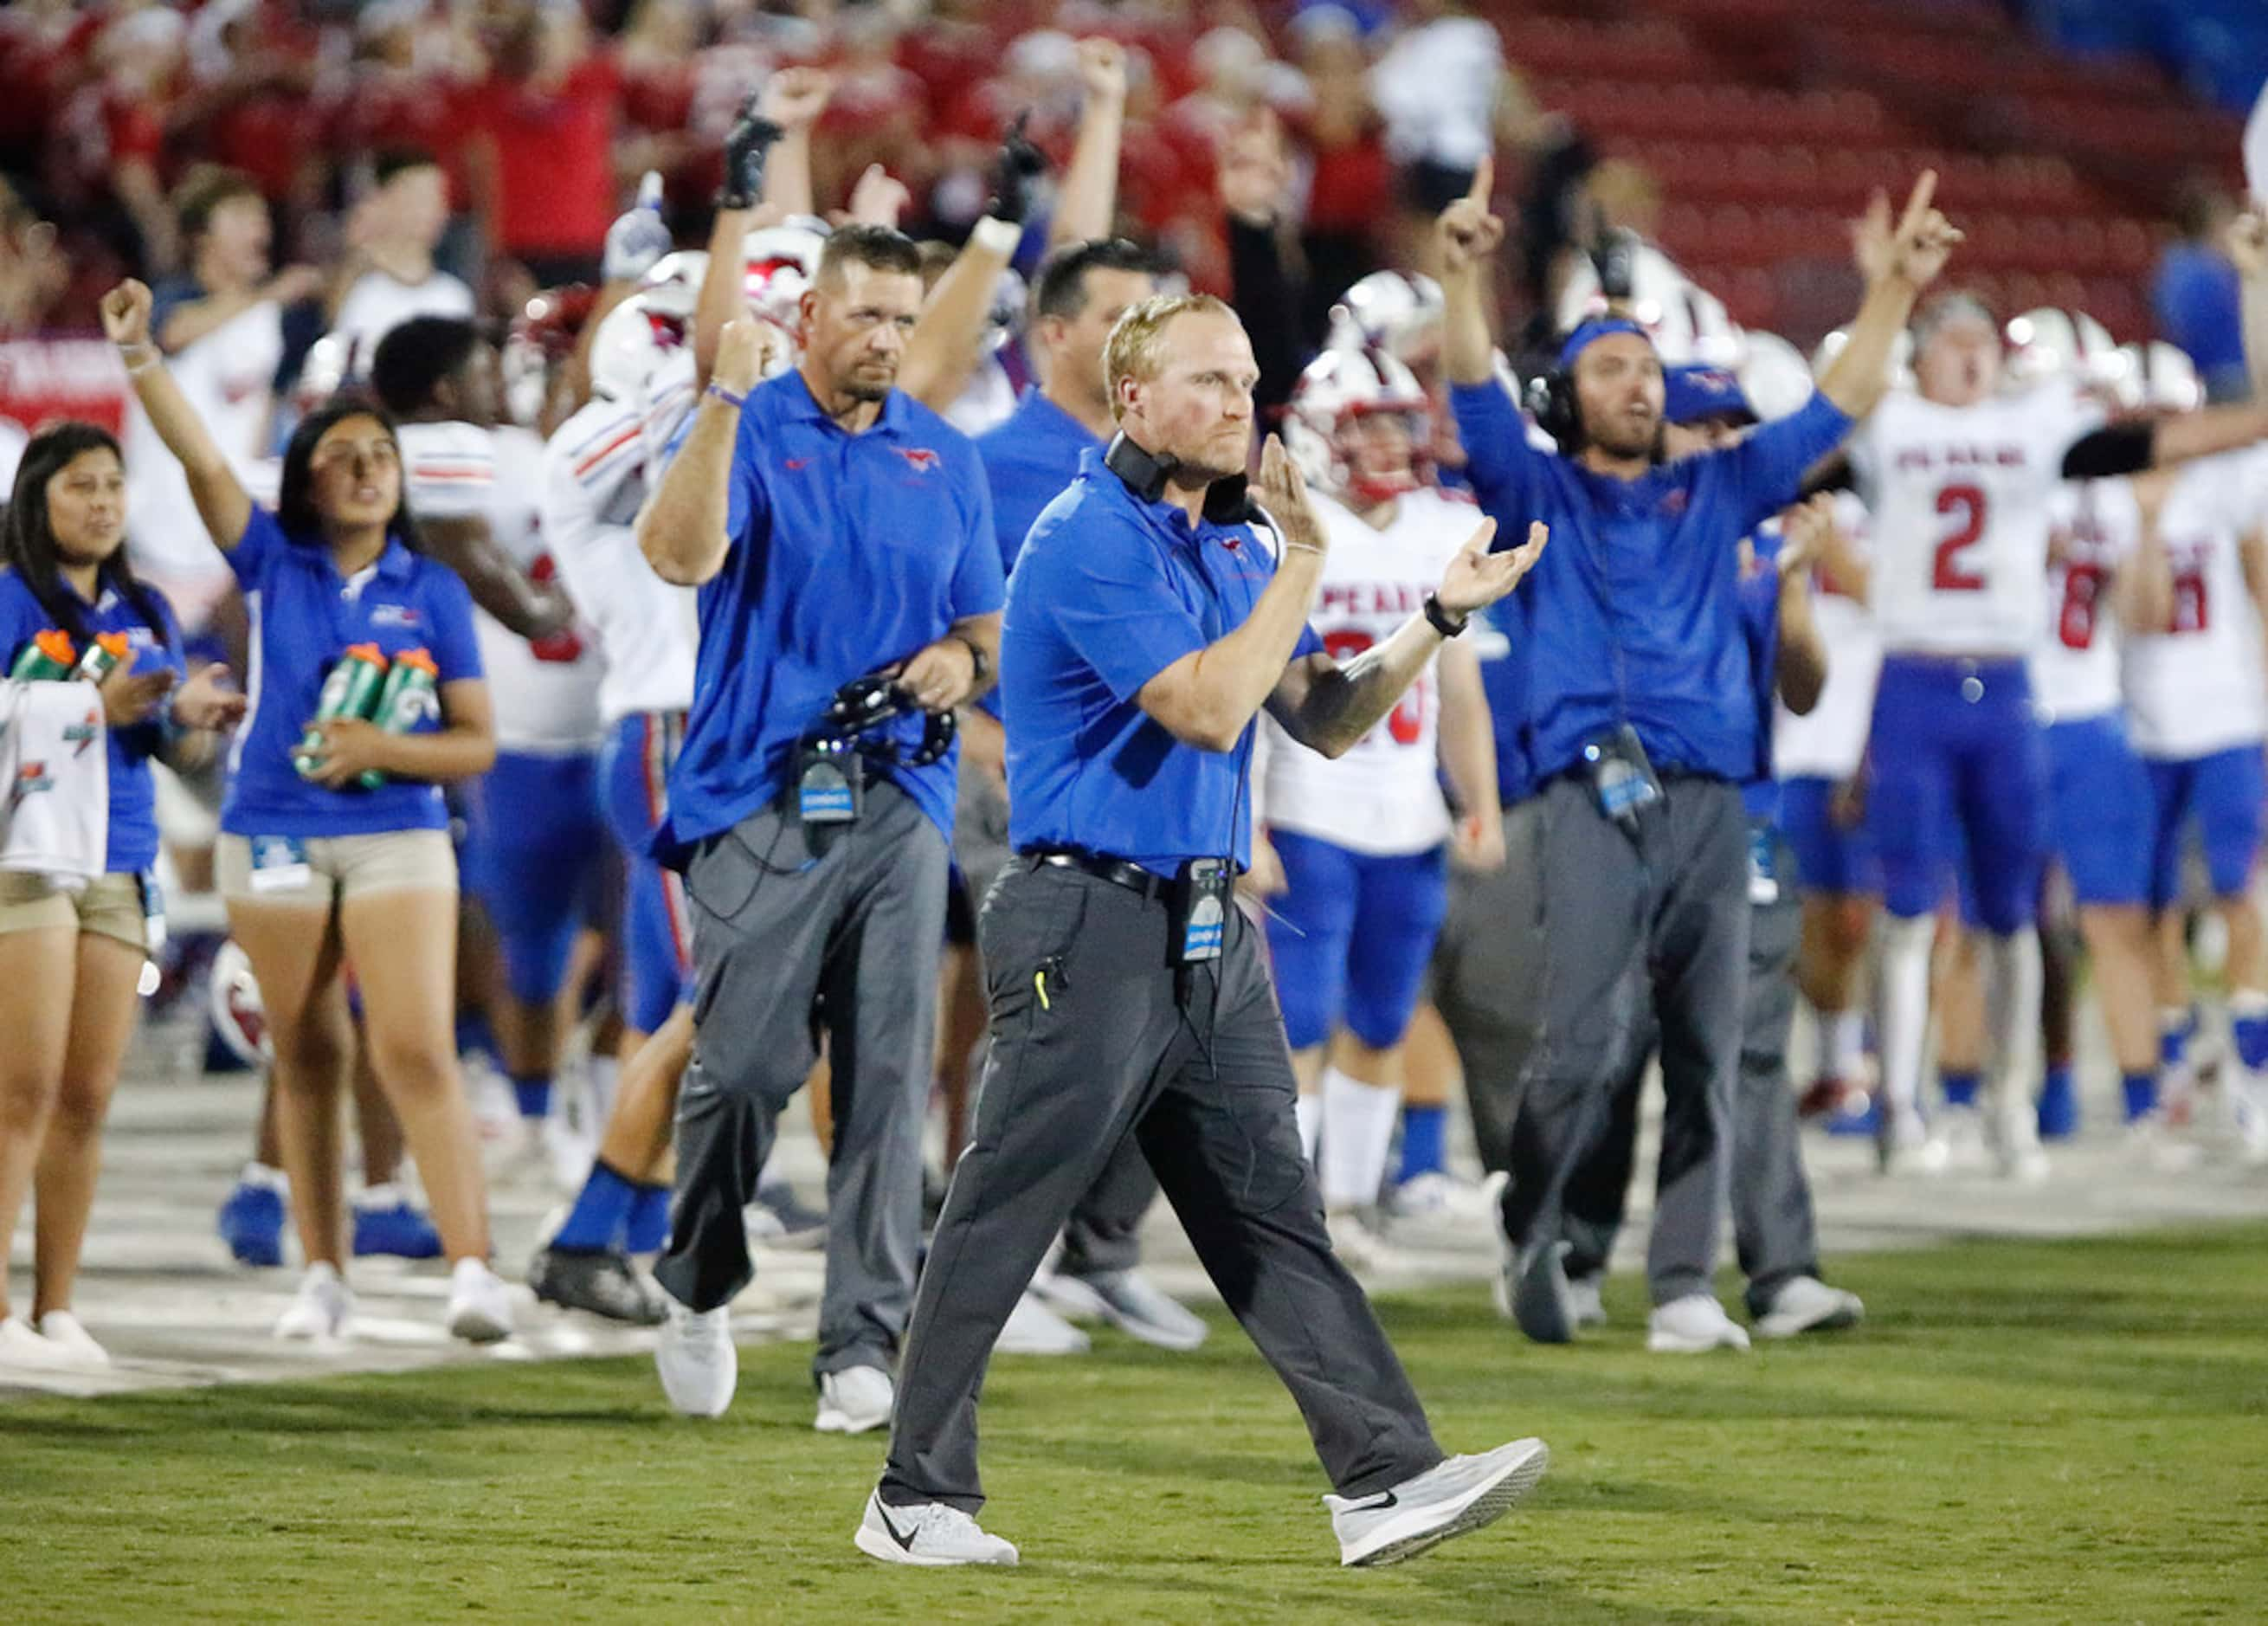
[1324,271,1446,367]
[1737,330,1814,423]
[588,292,694,408]
[1557,239,1738,367]
[638,249,707,320]
[1812,326,1916,390]
[743,219,829,337]
[2103,340,2204,412]
[1284,345,1434,503]
[2003,306,2117,388]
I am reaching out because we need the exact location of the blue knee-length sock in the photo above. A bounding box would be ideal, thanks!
[2121,1071,2159,1122]
[551,1162,638,1253]
[512,1074,552,1120]
[625,1184,673,1255]
[1940,1069,1981,1109]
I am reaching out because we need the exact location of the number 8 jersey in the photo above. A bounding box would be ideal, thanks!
[1848,380,2104,656]
[1259,487,1473,855]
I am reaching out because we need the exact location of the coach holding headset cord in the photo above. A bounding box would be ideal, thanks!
[858,291,1550,1571]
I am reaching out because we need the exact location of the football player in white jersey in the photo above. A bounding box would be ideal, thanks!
[1253,344,1502,1266]
[1771,489,1881,1129]
[1845,279,2268,1175]
[369,316,609,1187]
[2124,444,2268,1163]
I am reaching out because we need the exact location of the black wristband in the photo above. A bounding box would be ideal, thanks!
[1422,593,1468,638]
[952,634,989,682]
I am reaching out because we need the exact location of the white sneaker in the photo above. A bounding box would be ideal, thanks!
[2233,1075,2268,1165]
[1646,1293,1752,1353]
[995,1288,1090,1355]
[1877,1107,1948,1176]
[35,1311,110,1366]
[1325,1437,1550,1567]
[1989,1104,2050,1183]
[445,1258,515,1345]
[1753,1276,1864,1339]
[274,1263,354,1341]
[1327,1210,1421,1275]
[1392,1171,1497,1225]
[541,1112,596,1193]
[1567,1272,1608,1329]
[816,1365,895,1435]
[2125,1113,2204,1172]
[1036,1268,1210,1352]
[656,1300,738,1417]
[1929,1105,1989,1173]
[0,1314,81,1370]
[854,1492,1019,1566]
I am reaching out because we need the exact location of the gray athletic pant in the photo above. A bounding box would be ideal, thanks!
[1500,777,1749,1306]
[655,780,947,1380]
[881,861,1444,1513]
[954,765,1158,1276]
[1562,823,1823,1314]
[1430,797,1549,1178]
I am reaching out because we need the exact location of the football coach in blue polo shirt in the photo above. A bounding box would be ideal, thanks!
[1433,162,1961,1350]
[857,291,1553,1571]
[635,224,1005,1431]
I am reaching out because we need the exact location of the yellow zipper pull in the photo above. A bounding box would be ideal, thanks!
[1034,967,1052,1011]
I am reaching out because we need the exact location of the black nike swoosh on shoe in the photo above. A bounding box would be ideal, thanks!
[876,1502,920,1552]
[1349,1492,1399,1513]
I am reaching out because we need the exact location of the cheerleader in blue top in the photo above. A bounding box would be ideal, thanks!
[105,279,515,1346]
[0,421,242,1372]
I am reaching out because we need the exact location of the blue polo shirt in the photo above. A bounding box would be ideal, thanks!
[0,569,187,872]
[660,371,1004,862]
[1449,380,1851,785]
[1002,448,1324,878]
[972,388,1101,720]
[222,505,484,840]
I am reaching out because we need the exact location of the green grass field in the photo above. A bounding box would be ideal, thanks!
[8,1224,2268,1624]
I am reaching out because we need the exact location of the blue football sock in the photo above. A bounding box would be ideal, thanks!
[1940,1069,1980,1108]
[1396,1104,1447,1184]
[512,1074,552,1120]
[2160,1010,2195,1070]
[2233,1014,2268,1072]
[625,1184,672,1255]
[551,1163,638,1253]
[2037,1065,2078,1139]
[456,1010,495,1062]
[2122,1072,2159,1122]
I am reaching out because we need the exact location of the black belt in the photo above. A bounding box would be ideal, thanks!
[1022,848,1171,900]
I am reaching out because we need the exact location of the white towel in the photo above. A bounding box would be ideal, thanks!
[0,679,110,892]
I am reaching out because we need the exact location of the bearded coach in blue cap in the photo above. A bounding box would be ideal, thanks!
[1434,160,1962,1352]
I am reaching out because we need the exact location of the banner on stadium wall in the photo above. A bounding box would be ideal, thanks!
[0,337,131,441]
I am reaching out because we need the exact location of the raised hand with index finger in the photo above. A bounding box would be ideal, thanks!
[1434,157,1504,275]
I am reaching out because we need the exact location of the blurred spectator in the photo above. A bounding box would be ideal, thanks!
[174,0,326,232]
[0,178,69,339]
[1283,6,1391,342]
[335,0,487,235]
[1369,0,1504,213]
[47,5,187,279]
[469,1,622,288]
[0,0,99,179]
[2154,177,2249,401]
[326,149,479,380]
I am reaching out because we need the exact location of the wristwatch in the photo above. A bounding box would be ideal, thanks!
[1421,593,1469,638]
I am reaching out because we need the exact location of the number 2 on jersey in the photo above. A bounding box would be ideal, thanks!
[1932,483,1988,591]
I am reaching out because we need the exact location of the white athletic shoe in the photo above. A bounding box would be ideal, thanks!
[995,1289,1090,1355]
[2125,1113,2204,1173]
[1325,1437,1550,1567]
[1929,1105,1990,1174]
[1566,1272,1608,1330]
[1327,1210,1421,1276]
[541,1112,596,1194]
[1646,1294,1752,1353]
[445,1258,515,1345]
[1877,1107,1947,1177]
[1391,1171,1497,1225]
[0,1314,81,1370]
[854,1492,1019,1566]
[2233,1075,2268,1165]
[1035,1268,1208,1352]
[815,1365,895,1435]
[1989,1104,2051,1184]
[655,1300,738,1417]
[274,1263,355,1341]
[1753,1276,1865,1339]
[35,1311,110,1366]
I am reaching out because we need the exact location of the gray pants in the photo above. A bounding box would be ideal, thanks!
[1430,797,1549,1178]
[1562,824,1822,1315]
[655,779,948,1379]
[881,862,1442,1513]
[1502,778,1749,1305]
[954,765,1157,1279]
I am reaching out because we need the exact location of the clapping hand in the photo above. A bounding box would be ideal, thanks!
[96,661,175,729]
[171,662,248,732]
[1253,435,1328,558]
[1435,518,1544,619]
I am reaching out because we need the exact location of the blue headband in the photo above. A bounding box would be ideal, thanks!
[1556,318,1652,373]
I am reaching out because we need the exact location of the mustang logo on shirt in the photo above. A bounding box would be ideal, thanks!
[896,448,942,473]
[370,604,423,629]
